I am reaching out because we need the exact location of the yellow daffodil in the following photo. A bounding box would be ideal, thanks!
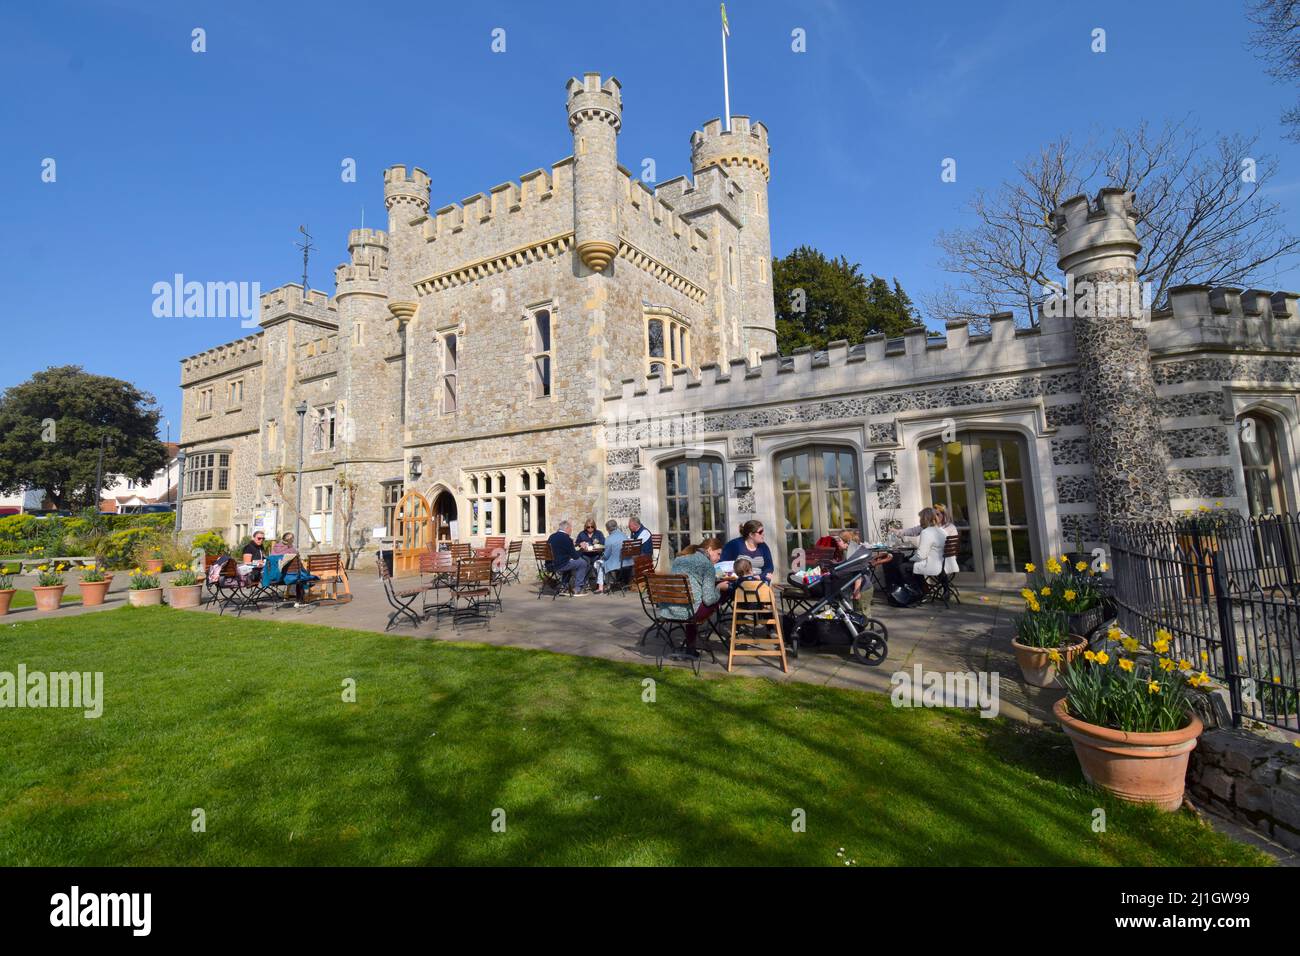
[1045,558,1062,575]
[1121,636,1140,654]
[1095,651,1110,666]
[1178,659,1193,671]
[1040,586,1052,596]
[1084,650,1097,662]
[1198,504,1209,513]
[1075,561,1088,572]
[1159,657,1176,672]
[1148,680,1162,694]
[1273,676,1282,684]
[1101,562,1110,572]
[1200,651,1209,662]
[1020,588,1034,601]
[1024,562,1036,573]
[1108,625,1123,642]
[1063,589,1077,602]
[1195,671,1211,687]
[1047,648,1062,664]
[1118,657,1135,672]
[1153,636,1170,655]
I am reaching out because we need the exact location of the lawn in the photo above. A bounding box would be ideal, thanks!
[0,607,1270,866]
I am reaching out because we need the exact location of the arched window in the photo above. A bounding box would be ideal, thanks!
[660,456,727,557]
[1239,411,1289,516]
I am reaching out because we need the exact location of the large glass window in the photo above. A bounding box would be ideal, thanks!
[185,451,229,495]
[777,445,862,557]
[661,457,727,557]
[920,431,1036,584]
[1239,411,1288,517]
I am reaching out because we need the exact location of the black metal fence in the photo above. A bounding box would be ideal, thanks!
[1110,513,1300,731]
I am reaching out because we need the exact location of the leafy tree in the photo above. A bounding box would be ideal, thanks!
[0,366,168,511]
[772,246,919,353]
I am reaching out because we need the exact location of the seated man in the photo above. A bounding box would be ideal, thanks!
[547,520,589,596]
[627,516,653,556]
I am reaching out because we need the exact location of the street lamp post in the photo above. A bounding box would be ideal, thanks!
[295,401,309,546]
[174,449,187,542]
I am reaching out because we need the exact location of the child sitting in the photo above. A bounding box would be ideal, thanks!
[732,557,762,583]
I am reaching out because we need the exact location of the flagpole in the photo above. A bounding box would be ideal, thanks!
[721,19,731,132]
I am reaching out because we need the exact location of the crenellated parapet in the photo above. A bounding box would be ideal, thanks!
[691,116,770,182]
[384,165,430,215]
[180,332,264,385]
[259,283,338,329]
[565,73,622,132]
[1049,187,1140,279]
[656,165,743,227]
[418,162,570,246]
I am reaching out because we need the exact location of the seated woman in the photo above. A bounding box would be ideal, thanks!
[576,518,606,550]
[720,520,774,583]
[900,504,960,576]
[595,519,628,593]
[268,531,309,606]
[881,508,947,600]
[657,537,732,659]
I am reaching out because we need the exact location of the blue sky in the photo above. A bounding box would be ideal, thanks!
[2,0,1297,436]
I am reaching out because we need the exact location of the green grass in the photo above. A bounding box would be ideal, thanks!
[0,607,1270,866]
[7,589,79,609]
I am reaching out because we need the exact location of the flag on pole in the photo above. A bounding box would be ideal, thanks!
[721,3,730,37]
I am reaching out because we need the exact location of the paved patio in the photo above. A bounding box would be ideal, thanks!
[10,566,1066,725]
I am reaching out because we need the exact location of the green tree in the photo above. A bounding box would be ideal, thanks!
[772,247,919,353]
[0,366,168,511]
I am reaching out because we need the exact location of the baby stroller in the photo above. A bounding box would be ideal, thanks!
[781,550,889,665]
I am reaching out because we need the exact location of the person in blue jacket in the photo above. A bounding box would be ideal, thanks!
[628,516,653,556]
[720,520,774,583]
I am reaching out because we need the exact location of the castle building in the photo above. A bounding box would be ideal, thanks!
[178,73,1300,587]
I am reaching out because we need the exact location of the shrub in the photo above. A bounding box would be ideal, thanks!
[99,528,158,570]
[0,513,173,558]
[192,531,228,557]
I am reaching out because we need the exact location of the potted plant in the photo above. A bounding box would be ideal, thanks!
[32,564,68,611]
[78,564,110,607]
[127,567,163,607]
[143,546,165,575]
[1054,626,1209,810]
[1024,556,1105,639]
[167,565,203,609]
[0,573,14,615]
[1010,599,1086,688]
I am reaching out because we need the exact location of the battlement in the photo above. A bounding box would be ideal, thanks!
[618,167,709,255]
[603,312,1073,409]
[566,73,622,131]
[259,283,337,327]
[417,159,573,245]
[691,116,770,180]
[384,165,431,211]
[180,332,263,383]
[1050,187,1140,277]
[655,165,743,226]
[333,260,388,286]
[348,228,388,249]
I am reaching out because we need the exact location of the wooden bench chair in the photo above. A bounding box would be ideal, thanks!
[532,541,570,599]
[305,552,349,603]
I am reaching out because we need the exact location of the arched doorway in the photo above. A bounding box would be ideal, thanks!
[919,431,1037,586]
[431,488,458,547]
[659,455,727,558]
[394,489,431,575]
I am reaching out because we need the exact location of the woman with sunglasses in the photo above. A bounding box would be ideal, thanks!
[720,520,774,583]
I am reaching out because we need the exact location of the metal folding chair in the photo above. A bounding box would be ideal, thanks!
[418,550,455,622]
[923,533,962,608]
[532,541,570,599]
[502,540,523,585]
[377,551,431,630]
[451,556,494,627]
[650,533,664,570]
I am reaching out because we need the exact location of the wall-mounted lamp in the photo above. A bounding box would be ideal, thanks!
[409,455,423,482]
[733,462,754,494]
[873,452,896,485]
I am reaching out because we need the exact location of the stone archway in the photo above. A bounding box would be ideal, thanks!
[430,487,458,547]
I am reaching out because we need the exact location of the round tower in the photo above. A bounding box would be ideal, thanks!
[566,73,622,272]
[383,165,431,233]
[692,115,776,358]
[1050,188,1171,532]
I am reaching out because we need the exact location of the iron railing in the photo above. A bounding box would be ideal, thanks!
[1110,513,1300,731]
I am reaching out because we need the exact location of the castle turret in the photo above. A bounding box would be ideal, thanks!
[692,115,776,358]
[1050,188,1172,531]
[566,73,622,272]
[383,165,430,233]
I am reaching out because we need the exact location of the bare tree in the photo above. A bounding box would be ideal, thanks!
[1246,0,1300,142]
[932,121,1300,327]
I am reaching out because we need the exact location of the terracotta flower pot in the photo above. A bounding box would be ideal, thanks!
[168,583,203,609]
[1054,697,1203,811]
[128,587,163,608]
[0,589,13,615]
[1011,634,1087,688]
[144,559,165,574]
[79,580,110,607]
[33,585,67,612]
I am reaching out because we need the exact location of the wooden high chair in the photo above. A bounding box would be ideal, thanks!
[727,579,789,673]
